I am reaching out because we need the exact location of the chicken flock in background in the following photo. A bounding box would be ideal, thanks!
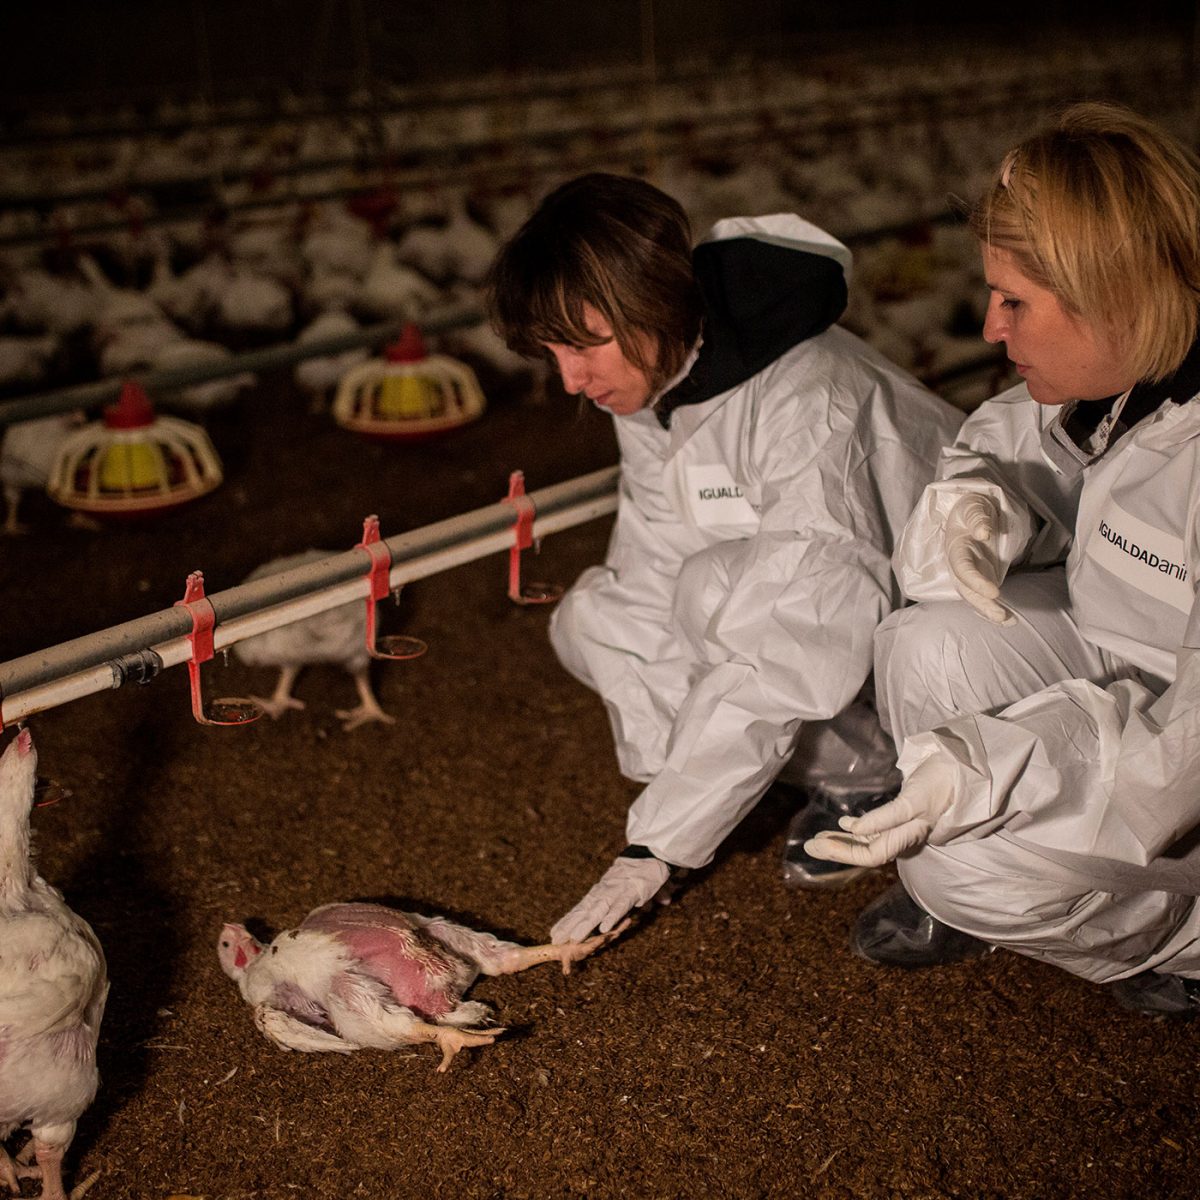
[0,730,107,1200]
[5,42,1162,418]
[219,901,620,1071]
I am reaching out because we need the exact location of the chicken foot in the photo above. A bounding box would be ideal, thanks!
[499,920,632,976]
[5,1128,98,1200]
[334,669,395,732]
[252,665,306,720]
[0,1146,22,1193]
[411,1020,504,1073]
[3,1138,65,1200]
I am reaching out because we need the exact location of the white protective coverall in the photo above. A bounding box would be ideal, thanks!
[878,362,1200,984]
[550,214,962,870]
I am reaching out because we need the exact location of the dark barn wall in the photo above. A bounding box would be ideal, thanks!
[1,1,1195,111]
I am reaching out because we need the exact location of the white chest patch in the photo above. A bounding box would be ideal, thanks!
[683,464,758,527]
[1084,499,1193,614]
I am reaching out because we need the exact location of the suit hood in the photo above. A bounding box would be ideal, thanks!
[655,214,851,428]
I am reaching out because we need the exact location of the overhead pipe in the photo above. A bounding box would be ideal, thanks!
[0,306,483,427]
[0,465,621,727]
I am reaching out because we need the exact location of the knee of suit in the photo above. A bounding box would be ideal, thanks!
[898,847,1029,942]
[899,842,1089,946]
[874,598,1016,746]
[671,542,742,650]
[548,584,598,682]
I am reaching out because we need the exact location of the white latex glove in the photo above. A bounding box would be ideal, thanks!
[944,492,1015,625]
[802,755,959,868]
[550,855,671,944]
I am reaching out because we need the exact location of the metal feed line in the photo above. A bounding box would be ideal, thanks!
[0,306,483,427]
[0,466,620,728]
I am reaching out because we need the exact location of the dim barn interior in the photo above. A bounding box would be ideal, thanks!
[1,3,1198,1196]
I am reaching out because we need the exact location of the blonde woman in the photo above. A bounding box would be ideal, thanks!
[809,104,1200,1017]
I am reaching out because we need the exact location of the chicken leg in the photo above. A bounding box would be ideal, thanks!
[414,1021,504,1073]
[3,484,29,536]
[334,668,394,732]
[500,922,631,975]
[3,1138,65,1200]
[415,914,630,977]
[252,665,306,720]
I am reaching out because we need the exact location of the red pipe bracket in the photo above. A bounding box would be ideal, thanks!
[356,515,393,603]
[174,570,261,726]
[503,470,562,605]
[354,515,426,661]
[176,571,216,666]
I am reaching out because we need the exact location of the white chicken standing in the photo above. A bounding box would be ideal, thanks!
[0,729,108,1200]
[300,204,374,279]
[218,901,619,1072]
[395,197,499,288]
[147,249,229,330]
[1,268,97,338]
[216,266,293,335]
[358,243,442,321]
[291,310,370,412]
[0,335,58,391]
[76,253,165,333]
[233,550,394,731]
[77,253,185,378]
[1,414,81,535]
[151,338,256,416]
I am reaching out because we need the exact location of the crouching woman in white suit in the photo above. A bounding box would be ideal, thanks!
[486,173,961,944]
[808,103,1200,1017]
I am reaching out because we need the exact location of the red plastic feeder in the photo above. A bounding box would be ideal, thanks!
[332,323,486,443]
[48,381,223,517]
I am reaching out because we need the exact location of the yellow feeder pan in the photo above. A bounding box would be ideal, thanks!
[48,380,223,518]
[332,323,486,442]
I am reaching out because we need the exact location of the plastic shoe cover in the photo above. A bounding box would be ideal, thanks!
[1109,970,1200,1019]
[851,880,991,968]
[780,786,895,890]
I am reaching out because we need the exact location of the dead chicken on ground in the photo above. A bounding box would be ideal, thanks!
[0,729,108,1200]
[219,901,623,1071]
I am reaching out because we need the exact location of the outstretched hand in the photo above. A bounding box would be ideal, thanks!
[550,856,671,945]
[803,755,958,868]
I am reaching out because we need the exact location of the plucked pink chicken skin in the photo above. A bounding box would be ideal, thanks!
[0,729,108,1200]
[218,901,623,1071]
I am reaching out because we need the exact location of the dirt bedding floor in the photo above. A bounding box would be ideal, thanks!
[2,372,1197,1199]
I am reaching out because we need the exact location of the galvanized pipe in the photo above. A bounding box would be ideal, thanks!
[0,306,483,427]
[0,465,620,725]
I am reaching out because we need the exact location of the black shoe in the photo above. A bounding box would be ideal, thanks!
[851,880,992,968]
[780,786,896,890]
[1109,970,1200,1018]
